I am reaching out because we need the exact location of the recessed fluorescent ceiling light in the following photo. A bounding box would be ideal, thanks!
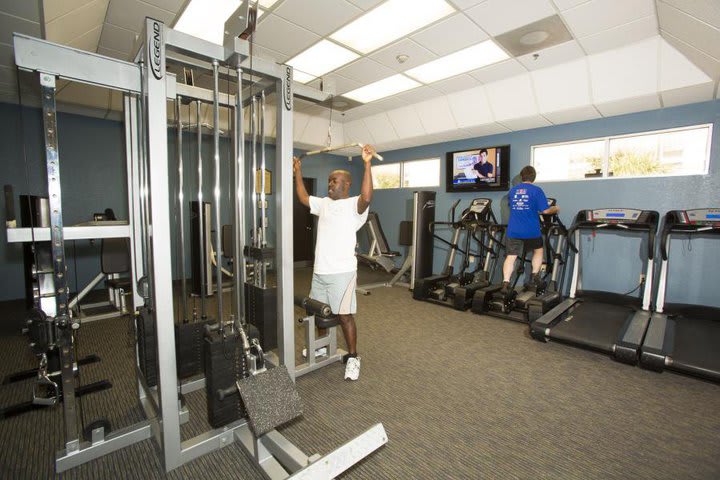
[330,0,455,54]
[287,40,359,84]
[343,74,421,103]
[175,1,265,45]
[405,40,509,84]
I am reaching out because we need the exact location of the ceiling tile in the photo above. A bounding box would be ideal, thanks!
[43,0,91,23]
[462,123,511,137]
[662,32,720,79]
[499,115,552,131]
[308,73,363,95]
[369,39,437,72]
[562,0,655,38]
[660,0,720,30]
[250,44,288,64]
[589,37,659,103]
[465,0,556,36]
[411,13,488,56]
[594,94,661,117]
[658,1,720,61]
[578,15,658,54]
[431,74,480,94]
[343,118,376,143]
[551,0,590,10]
[387,105,426,138]
[100,23,138,54]
[301,114,335,145]
[0,42,13,67]
[447,85,494,127]
[531,59,591,112]
[252,14,322,57]
[485,73,539,120]
[661,83,715,107]
[274,0,361,37]
[293,111,311,140]
[1,0,41,22]
[68,25,103,52]
[344,0,384,10]
[542,105,601,124]
[46,0,108,45]
[660,38,712,90]
[448,0,488,9]
[142,0,185,14]
[363,112,399,143]
[517,40,584,70]
[468,59,526,83]
[106,0,175,32]
[334,57,398,84]
[0,12,41,45]
[393,85,444,104]
[415,96,457,134]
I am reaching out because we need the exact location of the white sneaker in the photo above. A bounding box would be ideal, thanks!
[344,357,361,381]
[302,347,328,358]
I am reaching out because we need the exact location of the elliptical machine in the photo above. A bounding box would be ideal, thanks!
[412,198,502,310]
[471,198,576,323]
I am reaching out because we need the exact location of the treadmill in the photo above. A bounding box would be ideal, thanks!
[530,208,659,364]
[640,208,720,382]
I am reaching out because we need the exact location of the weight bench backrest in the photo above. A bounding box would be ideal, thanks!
[101,237,130,275]
[366,212,396,256]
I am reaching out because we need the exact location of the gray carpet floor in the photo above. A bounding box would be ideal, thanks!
[0,266,718,479]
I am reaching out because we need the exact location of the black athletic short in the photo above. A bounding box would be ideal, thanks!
[506,237,543,256]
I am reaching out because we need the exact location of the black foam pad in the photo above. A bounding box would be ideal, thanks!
[236,366,302,437]
[101,238,130,274]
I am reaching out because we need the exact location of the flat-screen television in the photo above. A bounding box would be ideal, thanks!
[446,145,510,193]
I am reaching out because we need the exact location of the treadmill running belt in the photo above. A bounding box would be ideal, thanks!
[669,316,720,377]
[549,302,636,352]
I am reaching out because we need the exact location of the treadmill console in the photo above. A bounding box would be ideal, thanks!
[585,208,653,224]
[670,208,720,226]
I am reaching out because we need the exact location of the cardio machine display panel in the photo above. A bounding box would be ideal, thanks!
[679,208,720,225]
[586,208,646,223]
[468,198,491,214]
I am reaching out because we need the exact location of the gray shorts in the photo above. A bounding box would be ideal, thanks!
[506,237,543,256]
[309,271,357,315]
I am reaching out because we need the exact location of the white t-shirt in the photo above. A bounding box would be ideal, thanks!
[309,195,368,274]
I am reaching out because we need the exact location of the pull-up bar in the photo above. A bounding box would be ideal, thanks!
[298,142,384,161]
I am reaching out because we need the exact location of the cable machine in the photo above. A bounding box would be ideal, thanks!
[9,1,386,475]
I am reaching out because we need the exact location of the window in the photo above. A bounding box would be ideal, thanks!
[532,124,712,182]
[372,158,440,189]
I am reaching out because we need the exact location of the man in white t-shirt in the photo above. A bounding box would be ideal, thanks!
[293,145,375,380]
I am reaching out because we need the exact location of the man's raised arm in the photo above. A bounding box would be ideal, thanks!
[357,145,375,214]
[293,157,310,207]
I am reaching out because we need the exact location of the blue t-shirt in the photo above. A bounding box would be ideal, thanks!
[507,183,549,239]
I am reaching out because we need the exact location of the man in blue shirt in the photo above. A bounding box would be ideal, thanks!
[472,149,494,181]
[501,166,559,294]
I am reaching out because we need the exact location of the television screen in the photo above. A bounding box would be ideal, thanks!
[446,145,510,193]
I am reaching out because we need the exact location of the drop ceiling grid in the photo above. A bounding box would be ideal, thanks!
[657,1,720,62]
[45,0,109,45]
[464,0,557,37]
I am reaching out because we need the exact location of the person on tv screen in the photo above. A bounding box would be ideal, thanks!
[473,149,494,181]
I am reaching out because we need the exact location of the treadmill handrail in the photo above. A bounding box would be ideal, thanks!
[660,210,720,261]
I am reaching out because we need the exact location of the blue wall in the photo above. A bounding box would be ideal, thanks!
[367,100,720,307]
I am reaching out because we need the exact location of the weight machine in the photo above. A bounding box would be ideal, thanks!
[9,1,386,476]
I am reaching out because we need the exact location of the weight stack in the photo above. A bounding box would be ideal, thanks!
[204,330,248,428]
[136,307,158,388]
[245,283,277,350]
[175,321,208,379]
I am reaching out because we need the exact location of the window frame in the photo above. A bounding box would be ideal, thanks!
[531,123,713,183]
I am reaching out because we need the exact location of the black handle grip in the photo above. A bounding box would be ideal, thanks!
[217,385,238,401]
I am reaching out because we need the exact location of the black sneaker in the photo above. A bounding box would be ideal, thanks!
[500,281,511,295]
